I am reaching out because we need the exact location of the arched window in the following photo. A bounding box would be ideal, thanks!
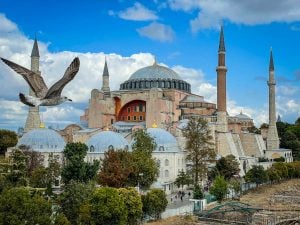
[108,145,114,151]
[159,146,164,151]
[165,170,169,178]
[165,159,169,166]
[90,145,95,152]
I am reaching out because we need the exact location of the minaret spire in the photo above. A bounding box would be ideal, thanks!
[269,47,274,71]
[24,38,42,132]
[218,25,225,52]
[266,48,279,150]
[216,25,228,132]
[101,56,110,94]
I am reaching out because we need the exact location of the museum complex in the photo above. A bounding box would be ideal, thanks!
[15,27,292,193]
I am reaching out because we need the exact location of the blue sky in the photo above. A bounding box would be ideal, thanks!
[0,0,299,130]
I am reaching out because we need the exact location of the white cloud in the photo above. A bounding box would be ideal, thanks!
[118,2,158,21]
[137,22,175,42]
[167,0,300,31]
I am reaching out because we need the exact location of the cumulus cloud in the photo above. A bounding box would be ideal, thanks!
[137,22,175,42]
[167,0,300,31]
[117,2,158,21]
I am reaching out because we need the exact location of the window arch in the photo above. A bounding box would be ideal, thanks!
[159,146,164,151]
[108,145,114,151]
[165,170,169,178]
[165,159,169,166]
[90,145,95,152]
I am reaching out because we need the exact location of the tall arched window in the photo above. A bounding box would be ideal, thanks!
[165,170,169,178]
[165,159,169,166]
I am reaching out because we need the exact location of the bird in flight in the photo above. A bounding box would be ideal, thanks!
[1,57,80,107]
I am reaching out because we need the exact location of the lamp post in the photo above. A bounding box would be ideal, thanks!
[137,173,144,194]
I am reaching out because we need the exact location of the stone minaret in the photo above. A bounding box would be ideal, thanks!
[216,26,228,132]
[266,49,280,150]
[101,57,110,94]
[24,38,41,132]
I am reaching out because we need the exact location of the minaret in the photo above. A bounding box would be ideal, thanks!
[216,26,228,132]
[101,57,110,94]
[24,38,42,132]
[266,48,280,150]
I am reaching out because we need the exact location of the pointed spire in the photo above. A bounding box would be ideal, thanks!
[103,57,109,76]
[218,25,225,52]
[31,37,40,58]
[269,47,274,71]
[153,55,157,65]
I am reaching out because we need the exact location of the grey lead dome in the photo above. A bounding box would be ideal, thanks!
[18,128,66,152]
[120,63,191,93]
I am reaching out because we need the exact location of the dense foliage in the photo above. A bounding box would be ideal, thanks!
[142,189,168,220]
[277,118,300,160]
[209,176,228,203]
[0,130,18,155]
[0,187,52,225]
[175,170,193,189]
[182,117,215,184]
[61,143,99,184]
[210,154,240,181]
[193,184,204,199]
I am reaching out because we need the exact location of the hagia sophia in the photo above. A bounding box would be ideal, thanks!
[11,27,293,193]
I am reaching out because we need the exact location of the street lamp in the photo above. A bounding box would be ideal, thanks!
[137,173,144,193]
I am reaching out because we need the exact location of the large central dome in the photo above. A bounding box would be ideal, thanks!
[120,63,191,93]
[129,64,181,80]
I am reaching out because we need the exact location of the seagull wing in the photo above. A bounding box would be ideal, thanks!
[1,58,48,98]
[44,57,80,99]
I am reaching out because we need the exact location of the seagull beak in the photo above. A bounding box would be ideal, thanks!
[68,99,72,101]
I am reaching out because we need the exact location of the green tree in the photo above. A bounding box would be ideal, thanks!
[98,149,134,188]
[209,176,228,203]
[118,188,143,225]
[175,170,193,189]
[245,165,268,185]
[0,130,17,155]
[266,167,280,183]
[182,118,215,184]
[61,143,99,184]
[272,162,288,179]
[142,189,168,220]
[213,155,240,181]
[130,130,159,189]
[229,178,241,197]
[54,213,71,225]
[0,187,52,225]
[5,148,28,186]
[58,181,95,225]
[90,187,127,225]
[193,184,204,199]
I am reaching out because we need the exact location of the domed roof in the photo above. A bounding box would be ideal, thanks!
[235,112,252,120]
[146,128,180,152]
[18,128,65,152]
[86,131,130,153]
[129,63,181,80]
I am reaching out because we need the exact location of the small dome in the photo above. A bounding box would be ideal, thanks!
[147,128,180,152]
[18,128,65,152]
[86,131,129,153]
[129,64,181,80]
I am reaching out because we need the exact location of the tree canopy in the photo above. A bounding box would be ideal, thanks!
[209,176,228,203]
[0,130,18,155]
[212,154,240,181]
[182,118,215,184]
[61,143,99,184]
[0,187,52,225]
[142,189,168,220]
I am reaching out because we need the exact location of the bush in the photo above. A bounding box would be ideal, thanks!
[209,176,228,203]
[193,184,204,199]
[142,189,168,220]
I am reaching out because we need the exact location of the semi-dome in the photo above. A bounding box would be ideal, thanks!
[120,63,191,93]
[146,128,180,152]
[86,131,130,153]
[18,128,65,152]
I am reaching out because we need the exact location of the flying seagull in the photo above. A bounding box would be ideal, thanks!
[1,57,80,107]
